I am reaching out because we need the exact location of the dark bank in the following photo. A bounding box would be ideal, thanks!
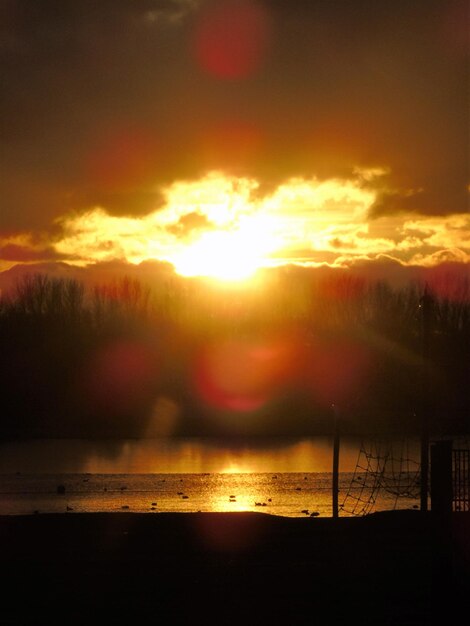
[1,510,469,625]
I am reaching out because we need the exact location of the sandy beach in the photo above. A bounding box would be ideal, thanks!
[1,510,468,625]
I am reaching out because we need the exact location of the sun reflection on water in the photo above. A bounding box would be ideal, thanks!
[0,437,363,474]
[221,463,249,474]
[212,495,252,513]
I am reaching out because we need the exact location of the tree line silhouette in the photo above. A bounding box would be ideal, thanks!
[0,270,468,439]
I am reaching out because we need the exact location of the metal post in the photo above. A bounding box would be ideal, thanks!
[420,286,432,512]
[332,404,340,518]
[430,440,453,517]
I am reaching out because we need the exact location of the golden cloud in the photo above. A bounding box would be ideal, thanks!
[49,171,470,278]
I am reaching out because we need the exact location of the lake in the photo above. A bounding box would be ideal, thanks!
[0,437,423,516]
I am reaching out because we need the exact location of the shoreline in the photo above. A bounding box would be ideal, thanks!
[1,511,469,624]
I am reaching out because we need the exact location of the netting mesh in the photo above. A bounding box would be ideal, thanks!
[340,438,421,516]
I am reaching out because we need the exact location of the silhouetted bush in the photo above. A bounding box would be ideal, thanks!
[0,271,468,438]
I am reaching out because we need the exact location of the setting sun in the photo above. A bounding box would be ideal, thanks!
[50,170,470,278]
[1,1,468,623]
[171,214,279,281]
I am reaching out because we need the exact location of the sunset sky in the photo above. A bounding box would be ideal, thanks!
[1,0,468,283]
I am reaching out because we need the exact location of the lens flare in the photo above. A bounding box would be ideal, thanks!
[87,126,157,191]
[193,0,272,79]
[305,337,372,408]
[193,337,297,413]
[83,340,158,417]
[199,121,263,169]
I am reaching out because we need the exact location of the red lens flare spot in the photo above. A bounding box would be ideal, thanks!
[441,0,469,58]
[195,513,261,552]
[192,1,272,79]
[318,277,366,303]
[193,338,294,414]
[200,121,264,169]
[422,267,470,303]
[305,337,372,408]
[84,340,158,416]
[87,126,157,191]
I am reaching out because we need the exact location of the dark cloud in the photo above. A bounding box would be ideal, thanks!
[1,258,468,301]
[0,0,199,228]
[167,211,212,236]
[0,258,176,295]
[0,0,467,236]
[0,243,65,262]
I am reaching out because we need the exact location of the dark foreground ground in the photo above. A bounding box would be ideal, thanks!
[0,511,468,625]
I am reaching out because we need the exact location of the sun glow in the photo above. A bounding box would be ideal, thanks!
[52,171,470,277]
[52,170,382,276]
[172,215,279,281]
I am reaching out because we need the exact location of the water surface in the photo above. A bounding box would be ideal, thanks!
[0,437,423,516]
[0,437,362,474]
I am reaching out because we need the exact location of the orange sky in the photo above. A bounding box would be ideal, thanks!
[0,0,468,281]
